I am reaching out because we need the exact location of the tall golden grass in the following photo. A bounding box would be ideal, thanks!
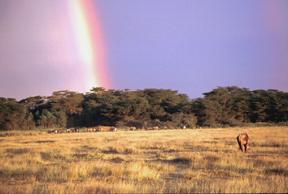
[0,126,287,193]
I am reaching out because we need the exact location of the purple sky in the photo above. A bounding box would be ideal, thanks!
[0,0,288,100]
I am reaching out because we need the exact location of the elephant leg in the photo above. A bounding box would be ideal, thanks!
[244,144,247,152]
[241,144,245,152]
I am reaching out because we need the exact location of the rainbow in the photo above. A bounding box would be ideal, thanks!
[69,0,111,91]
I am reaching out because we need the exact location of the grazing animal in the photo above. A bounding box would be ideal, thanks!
[237,133,249,152]
[73,128,80,133]
[48,129,58,134]
[147,126,159,130]
[58,129,65,134]
[87,128,95,132]
[129,127,136,131]
[67,128,79,133]
[111,127,117,132]
[96,126,117,132]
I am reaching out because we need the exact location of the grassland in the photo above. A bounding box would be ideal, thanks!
[0,127,287,193]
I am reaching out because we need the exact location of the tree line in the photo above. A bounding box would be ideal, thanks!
[0,86,287,130]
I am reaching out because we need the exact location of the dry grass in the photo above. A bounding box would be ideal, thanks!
[0,126,287,193]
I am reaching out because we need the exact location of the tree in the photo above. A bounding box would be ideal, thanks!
[0,98,34,130]
[197,87,251,127]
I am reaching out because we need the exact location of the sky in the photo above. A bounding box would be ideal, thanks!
[0,0,288,100]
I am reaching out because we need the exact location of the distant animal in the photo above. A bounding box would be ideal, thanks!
[67,128,80,133]
[72,128,80,133]
[48,129,58,134]
[57,129,65,134]
[112,127,117,132]
[152,126,159,130]
[236,133,249,152]
[87,128,96,132]
[95,126,117,132]
[129,127,136,131]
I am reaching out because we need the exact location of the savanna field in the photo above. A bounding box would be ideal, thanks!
[0,127,287,194]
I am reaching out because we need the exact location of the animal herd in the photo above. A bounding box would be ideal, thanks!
[48,126,117,134]
[128,125,186,131]
[48,127,250,153]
